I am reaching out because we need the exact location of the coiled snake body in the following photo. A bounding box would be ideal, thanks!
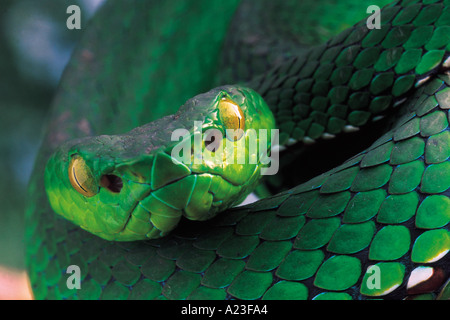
[26,0,450,299]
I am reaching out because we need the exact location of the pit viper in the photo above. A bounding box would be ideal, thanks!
[26,0,450,300]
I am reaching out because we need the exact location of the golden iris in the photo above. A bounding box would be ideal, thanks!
[68,155,98,197]
[218,97,245,141]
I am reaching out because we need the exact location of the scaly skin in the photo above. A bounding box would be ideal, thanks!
[26,0,449,300]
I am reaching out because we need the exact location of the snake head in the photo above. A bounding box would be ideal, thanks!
[44,86,276,241]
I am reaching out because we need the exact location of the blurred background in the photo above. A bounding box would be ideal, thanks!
[0,0,105,298]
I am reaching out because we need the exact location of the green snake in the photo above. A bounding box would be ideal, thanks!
[26,0,450,300]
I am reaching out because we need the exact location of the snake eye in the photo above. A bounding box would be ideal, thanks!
[68,155,98,197]
[218,97,245,141]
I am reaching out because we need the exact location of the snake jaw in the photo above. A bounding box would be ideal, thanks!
[114,168,255,241]
[45,143,260,241]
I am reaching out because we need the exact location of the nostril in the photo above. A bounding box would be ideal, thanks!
[100,174,123,193]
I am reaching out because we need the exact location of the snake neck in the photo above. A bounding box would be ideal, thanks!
[218,0,450,194]
[219,1,450,150]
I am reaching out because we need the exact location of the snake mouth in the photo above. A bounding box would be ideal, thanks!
[107,132,266,240]
[115,168,251,241]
